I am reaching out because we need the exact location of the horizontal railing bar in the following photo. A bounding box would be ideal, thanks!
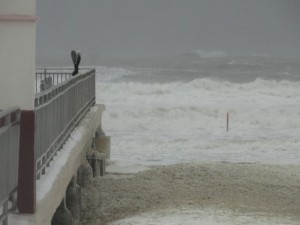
[35,72,71,75]
[36,66,94,70]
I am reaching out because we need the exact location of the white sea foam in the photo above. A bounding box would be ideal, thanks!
[93,66,300,225]
[109,207,299,225]
[96,67,300,165]
[96,67,137,82]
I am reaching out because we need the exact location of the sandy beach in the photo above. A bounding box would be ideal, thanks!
[81,162,300,225]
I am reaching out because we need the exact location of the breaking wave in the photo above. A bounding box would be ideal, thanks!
[95,67,300,165]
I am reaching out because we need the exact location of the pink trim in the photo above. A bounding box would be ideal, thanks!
[0,15,38,22]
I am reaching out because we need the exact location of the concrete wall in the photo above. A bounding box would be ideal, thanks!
[0,0,36,110]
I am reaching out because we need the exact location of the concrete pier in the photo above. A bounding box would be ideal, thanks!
[8,104,107,225]
[51,197,73,225]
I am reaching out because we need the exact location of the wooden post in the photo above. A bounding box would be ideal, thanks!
[227,112,229,132]
[17,111,36,213]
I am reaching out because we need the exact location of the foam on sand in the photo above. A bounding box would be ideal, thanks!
[109,207,299,225]
[81,163,300,225]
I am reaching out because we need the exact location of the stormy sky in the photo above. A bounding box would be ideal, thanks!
[36,0,300,65]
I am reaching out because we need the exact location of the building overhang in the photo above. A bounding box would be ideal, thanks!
[0,14,38,22]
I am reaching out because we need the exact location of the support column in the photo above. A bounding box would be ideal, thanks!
[95,127,111,159]
[66,177,81,223]
[87,152,106,177]
[77,163,93,188]
[95,135,111,160]
[51,196,73,225]
[17,111,36,213]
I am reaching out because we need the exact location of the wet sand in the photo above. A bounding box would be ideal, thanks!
[81,162,300,225]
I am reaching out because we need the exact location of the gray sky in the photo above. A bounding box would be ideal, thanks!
[36,0,300,64]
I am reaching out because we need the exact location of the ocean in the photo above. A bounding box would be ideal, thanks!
[87,56,300,225]
[95,56,300,166]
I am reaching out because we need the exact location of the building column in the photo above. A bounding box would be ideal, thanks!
[0,0,37,214]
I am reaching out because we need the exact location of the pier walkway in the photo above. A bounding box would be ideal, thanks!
[0,69,108,225]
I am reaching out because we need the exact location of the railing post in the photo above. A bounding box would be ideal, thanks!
[17,110,36,213]
[44,69,47,82]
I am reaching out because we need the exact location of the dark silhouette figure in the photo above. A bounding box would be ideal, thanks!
[71,50,81,76]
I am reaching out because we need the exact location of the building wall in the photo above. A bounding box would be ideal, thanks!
[0,0,36,14]
[0,0,36,110]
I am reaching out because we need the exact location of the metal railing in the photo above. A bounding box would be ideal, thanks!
[35,67,94,93]
[34,69,96,179]
[35,68,72,93]
[0,107,20,225]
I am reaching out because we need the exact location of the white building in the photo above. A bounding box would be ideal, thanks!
[0,0,37,110]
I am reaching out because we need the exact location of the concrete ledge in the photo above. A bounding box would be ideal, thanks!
[9,104,105,225]
[0,15,39,22]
